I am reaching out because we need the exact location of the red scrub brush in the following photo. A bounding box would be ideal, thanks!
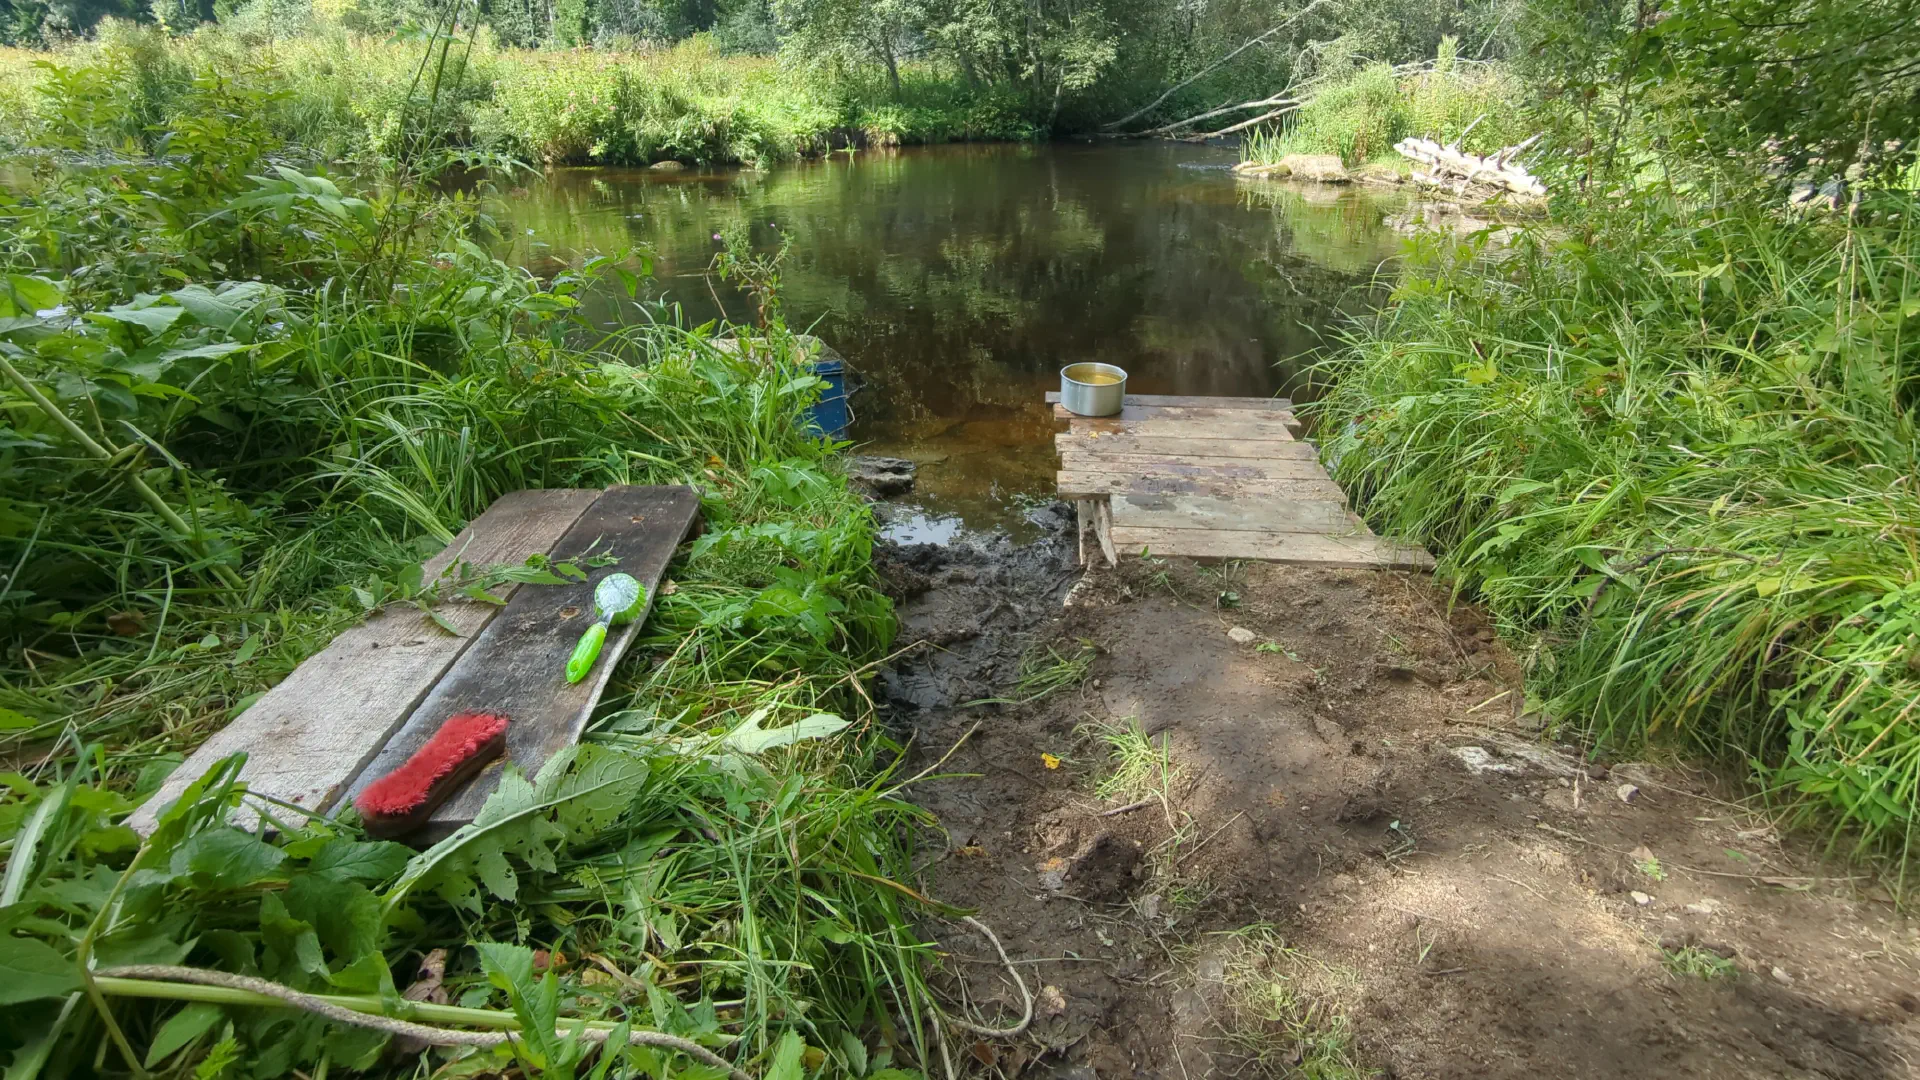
[354,711,509,837]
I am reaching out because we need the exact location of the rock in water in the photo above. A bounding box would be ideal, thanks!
[649,160,686,171]
[1279,154,1350,183]
[847,456,916,495]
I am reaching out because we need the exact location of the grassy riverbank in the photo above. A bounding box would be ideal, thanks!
[0,22,1037,167]
[1320,199,1920,856]
[1309,0,1920,860]
[1239,42,1527,170]
[0,38,934,1075]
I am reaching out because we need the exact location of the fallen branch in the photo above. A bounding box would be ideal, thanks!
[1394,135,1547,197]
[1102,0,1339,131]
[97,966,753,1080]
[1142,92,1302,137]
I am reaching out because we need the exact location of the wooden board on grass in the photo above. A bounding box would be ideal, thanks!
[128,488,602,835]
[339,485,701,841]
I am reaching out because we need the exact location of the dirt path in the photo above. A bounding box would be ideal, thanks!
[875,514,1920,1080]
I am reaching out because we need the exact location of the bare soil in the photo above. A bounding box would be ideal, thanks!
[874,513,1920,1080]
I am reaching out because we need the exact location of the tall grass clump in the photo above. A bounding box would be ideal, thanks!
[1315,194,1920,857]
[1242,38,1526,168]
[0,26,943,1076]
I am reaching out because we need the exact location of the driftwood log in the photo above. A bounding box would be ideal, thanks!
[1395,134,1546,198]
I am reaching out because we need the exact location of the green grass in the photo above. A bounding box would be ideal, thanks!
[1081,716,1182,804]
[1314,188,1920,861]
[1240,39,1527,169]
[1662,946,1739,981]
[0,21,1042,167]
[967,637,1097,707]
[0,36,939,1077]
[1206,926,1374,1079]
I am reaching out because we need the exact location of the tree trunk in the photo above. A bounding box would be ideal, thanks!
[884,44,901,97]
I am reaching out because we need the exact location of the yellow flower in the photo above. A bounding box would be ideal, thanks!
[1041,753,1062,770]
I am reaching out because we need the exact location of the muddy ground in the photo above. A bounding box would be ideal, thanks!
[872,510,1920,1080]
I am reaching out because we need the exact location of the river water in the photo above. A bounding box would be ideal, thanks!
[501,141,1406,537]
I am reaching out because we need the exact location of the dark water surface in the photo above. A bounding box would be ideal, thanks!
[502,142,1405,535]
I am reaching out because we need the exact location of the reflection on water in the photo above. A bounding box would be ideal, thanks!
[501,142,1405,533]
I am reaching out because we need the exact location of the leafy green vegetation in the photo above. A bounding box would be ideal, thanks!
[0,19,945,1075]
[1315,2,1920,861]
[0,24,1042,166]
[1661,945,1738,981]
[1206,926,1372,1080]
[1242,39,1527,168]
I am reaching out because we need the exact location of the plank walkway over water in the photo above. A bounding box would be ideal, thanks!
[131,486,701,841]
[1047,393,1433,570]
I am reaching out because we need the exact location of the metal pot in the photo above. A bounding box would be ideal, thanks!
[1060,362,1127,417]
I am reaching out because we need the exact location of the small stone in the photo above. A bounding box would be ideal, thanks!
[1616,783,1641,804]
[846,456,916,495]
[1686,899,1723,917]
[1630,891,1654,906]
[1038,984,1068,1018]
[1771,966,1794,986]
[1228,627,1258,644]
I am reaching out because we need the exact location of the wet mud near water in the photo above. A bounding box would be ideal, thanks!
[871,523,1920,1080]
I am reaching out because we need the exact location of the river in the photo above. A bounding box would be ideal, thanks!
[500,141,1407,538]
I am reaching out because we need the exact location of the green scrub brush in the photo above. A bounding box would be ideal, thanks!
[566,572,646,684]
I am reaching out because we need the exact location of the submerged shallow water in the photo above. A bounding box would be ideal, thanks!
[501,142,1407,536]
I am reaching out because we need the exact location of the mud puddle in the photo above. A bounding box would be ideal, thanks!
[872,522,1920,1080]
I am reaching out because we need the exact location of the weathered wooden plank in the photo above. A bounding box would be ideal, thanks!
[1056,470,1345,500]
[340,485,701,840]
[1066,417,1300,442]
[129,488,601,835]
[1052,403,1305,436]
[1110,494,1363,534]
[1110,526,1435,570]
[1056,433,1318,460]
[1046,392,1294,411]
[1057,452,1330,479]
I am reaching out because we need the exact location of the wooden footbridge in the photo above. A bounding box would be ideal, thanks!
[1049,392,1433,570]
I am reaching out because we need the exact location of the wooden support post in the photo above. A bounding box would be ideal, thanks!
[1076,498,1093,567]
[1094,498,1119,567]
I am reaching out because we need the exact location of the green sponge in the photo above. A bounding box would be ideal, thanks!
[565,572,646,684]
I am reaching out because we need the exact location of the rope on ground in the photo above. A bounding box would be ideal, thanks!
[96,965,753,1080]
[929,916,1033,1037]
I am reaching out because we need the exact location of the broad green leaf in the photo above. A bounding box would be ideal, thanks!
[2,275,62,316]
[89,305,185,335]
[724,709,850,754]
[175,828,287,888]
[284,875,381,963]
[0,708,36,730]
[144,1002,223,1067]
[306,839,412,884]
[765,1030,807,1080]
[0,935,81,1004]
